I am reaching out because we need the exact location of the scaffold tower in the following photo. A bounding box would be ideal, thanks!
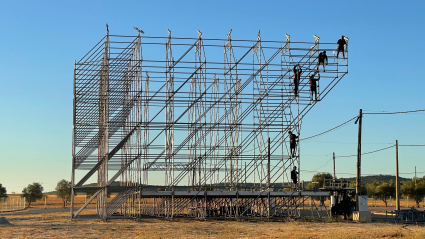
[71,27,349,220]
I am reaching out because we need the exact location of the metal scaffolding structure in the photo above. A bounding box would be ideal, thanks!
[71,28,349,220]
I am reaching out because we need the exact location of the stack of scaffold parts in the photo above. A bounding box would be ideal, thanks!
[393,207,425,223]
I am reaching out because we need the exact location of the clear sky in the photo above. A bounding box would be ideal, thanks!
[0,0,424,193]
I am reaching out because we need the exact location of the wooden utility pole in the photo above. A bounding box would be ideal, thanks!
[396,140,400,210]
[333,152,336,181]
[355,109,362,211]
[415,166,417,206]
[267,137,271,188]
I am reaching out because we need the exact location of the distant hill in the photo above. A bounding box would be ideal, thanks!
[83,181,121,187]
[339,175,411,185]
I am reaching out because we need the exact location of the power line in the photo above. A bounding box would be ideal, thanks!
[300,116,357,141]
[399,144,425,147]
[336,145,395,158]
[303,158,332,173]
[301,171,425,176]
[302,144,425,177]
[334,143,425,158]
[363,109,425,115]
[301,108,424,142]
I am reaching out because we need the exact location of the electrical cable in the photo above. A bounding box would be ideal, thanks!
[335,145,395,158]
[300,116,357,141]
[363,109,425,115]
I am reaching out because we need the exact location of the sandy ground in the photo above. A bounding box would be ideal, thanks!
[1,195,425,238]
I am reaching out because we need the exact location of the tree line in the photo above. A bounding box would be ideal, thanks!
[0,180,111,208]
[2,174,425,208]
[307,173,425,207]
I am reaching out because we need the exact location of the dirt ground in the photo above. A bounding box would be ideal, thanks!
[1,195,425,238]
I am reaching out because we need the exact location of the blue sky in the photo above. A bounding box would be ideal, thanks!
[0,1,424,193]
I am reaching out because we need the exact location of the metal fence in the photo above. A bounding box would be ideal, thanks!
[0,197,26,212]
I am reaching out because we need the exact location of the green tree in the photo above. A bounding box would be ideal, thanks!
[305,173,333,204]
[349,181,367,195]
[21,182,44,207]
[373,180,396,207]
[55,179,73,208]
[365,181,380,197]
[401,177,425,207]
[306,173,333,189]
[0,183,7,197]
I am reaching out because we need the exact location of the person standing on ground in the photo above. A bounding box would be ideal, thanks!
[317,51,328,72]
[291,166,298,188]
[288,131,298,157]
[309,73,320,101]
[292,64,302,96]
[337,36,346,59]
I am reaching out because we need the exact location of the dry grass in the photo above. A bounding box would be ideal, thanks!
[1,195,425,238]
[1,207,425,238]
[366,198,422,208]
[2,211,425,238]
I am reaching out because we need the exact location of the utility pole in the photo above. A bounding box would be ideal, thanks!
[355,109,362,211]
[267,137,271,188]
[333,152,336,181]
[415,166,417,206]
[396,140,400,210]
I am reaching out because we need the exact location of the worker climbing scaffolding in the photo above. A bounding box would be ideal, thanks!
[292,64,302,96]
[288,131,298,158]
[317,51,328,72]
[291,166,298,188]
[309,73,320,101]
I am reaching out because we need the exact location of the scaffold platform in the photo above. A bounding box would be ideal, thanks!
[70,27,349,220]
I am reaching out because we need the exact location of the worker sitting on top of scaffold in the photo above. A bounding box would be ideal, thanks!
[288,131,298,158]
[291,166,298,188]
[292,64,302,97]
[316,51,328,72]
[337,35,346,59]
[309,73,320,101]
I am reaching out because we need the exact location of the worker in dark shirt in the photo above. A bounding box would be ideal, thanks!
[291,166,298,188]
[337,35,346,58]
[316,51,328,72]
[288,131,298,157]
[292,64,302,97]
[309,73,320,101]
